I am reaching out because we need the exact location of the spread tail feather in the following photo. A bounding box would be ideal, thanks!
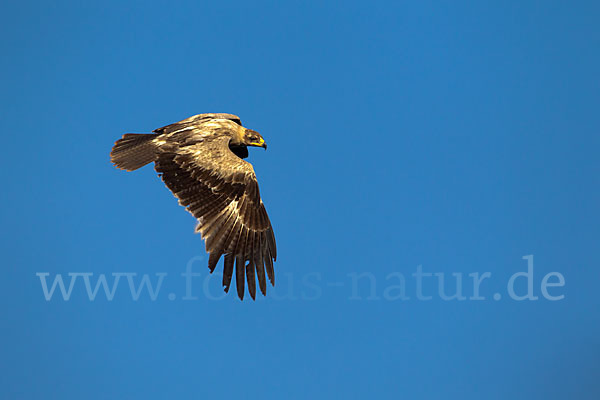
[110,133,158,171]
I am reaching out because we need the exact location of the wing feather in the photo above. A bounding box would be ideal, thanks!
[254,232,267,295]
[223,254,235,292]
[235,254,246,300]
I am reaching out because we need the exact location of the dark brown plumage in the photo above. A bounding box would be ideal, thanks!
[110,113,276,300]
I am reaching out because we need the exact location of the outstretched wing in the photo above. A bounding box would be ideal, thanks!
[155,135,277,300]
[153,113,242,135]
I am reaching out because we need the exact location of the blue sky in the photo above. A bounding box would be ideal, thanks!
[1,1,599,399]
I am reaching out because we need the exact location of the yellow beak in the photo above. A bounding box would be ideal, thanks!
[249,137,267,149]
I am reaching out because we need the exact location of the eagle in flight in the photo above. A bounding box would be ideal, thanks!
[110,113,277,300]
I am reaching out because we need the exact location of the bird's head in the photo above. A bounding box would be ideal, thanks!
[242,129,267,150]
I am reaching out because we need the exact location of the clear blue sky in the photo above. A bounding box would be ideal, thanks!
[1,1,599,399]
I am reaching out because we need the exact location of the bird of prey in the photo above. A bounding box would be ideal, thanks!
[110,113,276,300]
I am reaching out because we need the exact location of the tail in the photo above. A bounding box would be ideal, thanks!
[110,133,158,171]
